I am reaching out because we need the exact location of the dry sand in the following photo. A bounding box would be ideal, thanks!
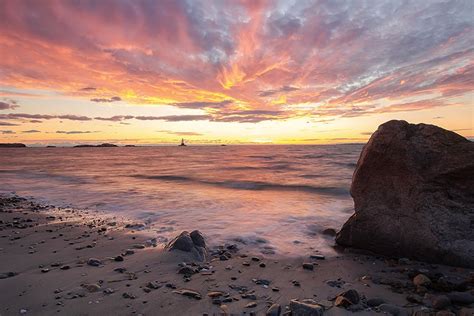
[1,195,473,316]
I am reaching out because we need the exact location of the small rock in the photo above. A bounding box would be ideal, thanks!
[302,263,314,270]
[173,289,202,300]
[146,281,162,290]
[41,268,50,273]
[266,303,281,316]
[309,255,325,260]
[114,256,124,262]
[103,288,114,294]
[82,283,101,292]
[207,291,224,298]
[431,295,451,310]
[259,263,266,268]
[87,258,102,267]
[289,299,324,316]
[245,302,257,308]
[336,289,360,305]
[132,244,145,249]
[178,266,197,275]
[413,274,431,287]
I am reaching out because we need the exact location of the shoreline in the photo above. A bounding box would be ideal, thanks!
[1,195,473,315]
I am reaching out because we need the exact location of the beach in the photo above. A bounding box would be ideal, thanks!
[1,195,473,316]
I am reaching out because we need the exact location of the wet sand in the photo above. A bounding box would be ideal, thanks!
[0,195,473,315]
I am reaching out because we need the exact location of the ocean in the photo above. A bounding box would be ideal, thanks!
[0,144,362,256]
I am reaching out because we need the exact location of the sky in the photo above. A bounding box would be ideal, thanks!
[0,0,473,146]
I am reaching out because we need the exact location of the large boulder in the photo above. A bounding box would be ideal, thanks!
[336,120,474,267]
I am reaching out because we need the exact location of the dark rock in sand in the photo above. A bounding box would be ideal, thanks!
[446,291,474,305]
[336,120,474,268]
[87,258,102,267]
[335,289,360,307]
[302,263,314,270]
[165,230,208,261]
[430,295,451,310]
[322,228,337,236]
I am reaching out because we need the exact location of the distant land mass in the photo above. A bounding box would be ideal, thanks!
[73,143,118,148]
[0,143,27,148]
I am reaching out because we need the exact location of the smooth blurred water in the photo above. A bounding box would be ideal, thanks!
[0,144,362,256]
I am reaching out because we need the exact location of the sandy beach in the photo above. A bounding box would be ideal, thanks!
[1,195,473,316]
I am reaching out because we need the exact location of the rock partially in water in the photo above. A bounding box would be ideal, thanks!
[165,230,208,261]
[336,120,474,268]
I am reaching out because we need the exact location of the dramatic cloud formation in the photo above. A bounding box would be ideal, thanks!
[0,0,472,142]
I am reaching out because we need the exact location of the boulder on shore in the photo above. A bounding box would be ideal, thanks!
[336,120,474,268]
[165,230,208,261]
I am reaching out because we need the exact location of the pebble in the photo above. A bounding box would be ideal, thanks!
[259,262,266,268]
[114,255,124,262]
[289,299,324,316]
[309,255,325,260]
[413,274,431,287]
[173,289,202,300]
[245,302,257,308]
[302,263,314,270]
[431,295,451,310]
[266,304,281,316]
[367,297,386,307]
[87,258,102,267]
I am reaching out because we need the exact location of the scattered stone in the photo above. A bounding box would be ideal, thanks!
[122,292,136,299]
[87,258,102,267]
[114,267,127,273]
[413,274,431,287]
[335,289,361,308]
[259,262,266,268]
[103,288,114,295]
[309,255,325,260]
[251,257,260,262]
[245,302,257,308]
[302,263,314,270]
[266,304,281,316]
[82,283,101,293]
[207,291,224,298]
[146,281,162,290]
[60,265,70,270]
[173,289,202,300]
[178,266,197,275]
[289,299,324,316]
[114,256,124,262]
[41,268,50,273]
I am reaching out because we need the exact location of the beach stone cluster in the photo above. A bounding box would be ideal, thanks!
[336,120,474,268]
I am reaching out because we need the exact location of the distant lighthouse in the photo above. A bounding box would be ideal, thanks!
[179,138,187,146]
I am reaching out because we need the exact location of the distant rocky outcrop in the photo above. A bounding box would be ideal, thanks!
[0,143,26,148]
[73,143,118,148]
[165,230,208,261]
[336,120,474,268]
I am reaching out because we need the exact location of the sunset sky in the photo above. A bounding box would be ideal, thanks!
[0,0,473,145]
